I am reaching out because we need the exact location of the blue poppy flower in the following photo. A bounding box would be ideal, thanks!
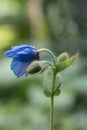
[4,45,39,78]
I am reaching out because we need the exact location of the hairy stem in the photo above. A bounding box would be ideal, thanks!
[37,48,57,130]
[50,69,56,130]
[37,48,56,67]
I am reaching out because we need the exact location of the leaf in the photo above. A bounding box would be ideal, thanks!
[54,74,62,96]
[43,67,62,97]
[56,53,79,73]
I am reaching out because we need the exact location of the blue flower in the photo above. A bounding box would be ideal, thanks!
[4,45,39,78]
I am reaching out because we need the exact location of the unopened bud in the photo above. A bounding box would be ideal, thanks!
[56,53,79,73]
[57,52,69,62]
[26,61,42,74]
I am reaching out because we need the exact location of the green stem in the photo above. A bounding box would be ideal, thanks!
[37,48,57,130]
[50,69,56,130]
[37,48,57,67]
[50,95,54,130]
[41,61,55,69]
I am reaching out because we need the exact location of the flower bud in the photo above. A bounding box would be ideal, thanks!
[57,52,69,62]
[26,61,42,74]
[56,53,79,73]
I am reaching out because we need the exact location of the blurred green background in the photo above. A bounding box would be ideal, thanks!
[0,0,87,130]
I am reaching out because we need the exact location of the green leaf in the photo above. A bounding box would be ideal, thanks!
[43,67,62,97]
[54,89,60,96]
[54,74,62,96]
[43,67,52,97]
[56,53,79,73]
[44,89,52,97]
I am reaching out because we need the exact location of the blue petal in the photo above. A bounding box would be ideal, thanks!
[11,59,30,78]
[4,45,39,78]
[12,45,35,51]
[16,49,37,62]
[4,45,37,62]
[4,50,17,57]
[12,45,35,49]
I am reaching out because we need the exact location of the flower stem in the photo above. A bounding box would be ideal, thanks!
[50,95,54,130]
[50,69,56,130]
[37,48,56,67]
[37,48,57,130]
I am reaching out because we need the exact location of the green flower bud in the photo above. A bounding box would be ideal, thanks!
[26,60,51,74]
[57,52,69,62]
[26,61,42,74]
[56,53,79,73]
